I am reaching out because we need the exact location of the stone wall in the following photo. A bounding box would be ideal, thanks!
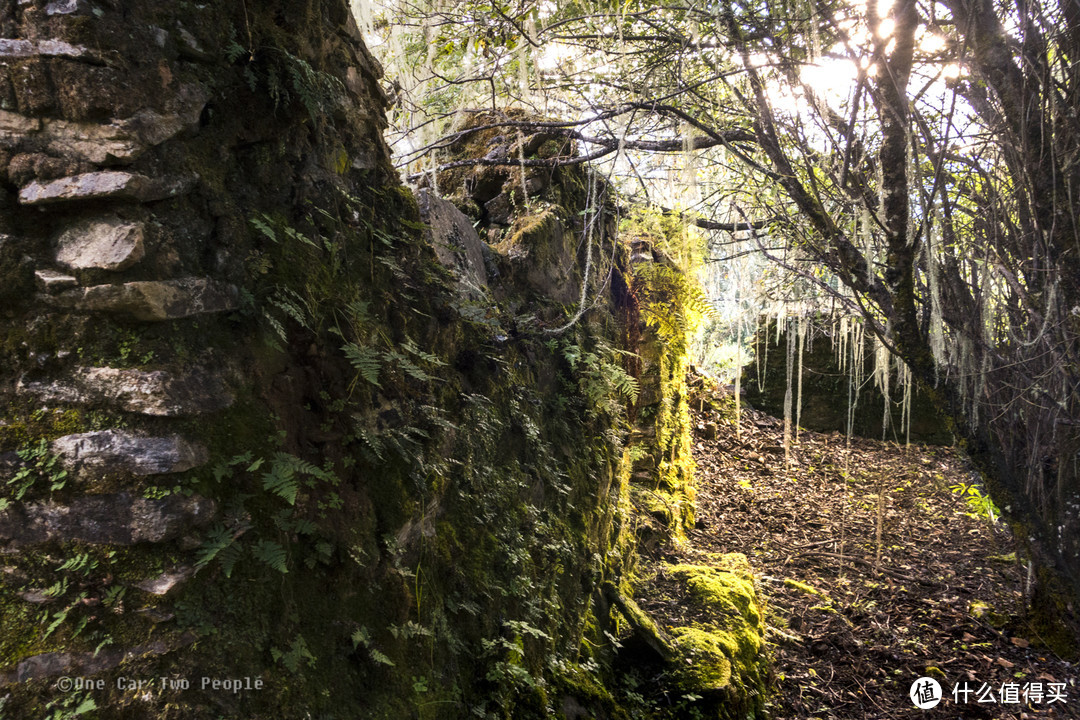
[0,3,702,718]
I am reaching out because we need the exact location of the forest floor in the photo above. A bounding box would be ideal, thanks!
[636,383,1078,719]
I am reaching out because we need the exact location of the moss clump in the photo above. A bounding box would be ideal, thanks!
[664,555,769,718]
[672,557,763,631]
[551,663,631,720]
[783,578,828,598]
[969,600,1009,629]
[669,626,734,690]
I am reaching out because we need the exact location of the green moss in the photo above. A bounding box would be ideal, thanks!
[671,559,763,631]
[551,663,631,719]
[783,578,827,598]
[968,600,1009,628]
[663,556,769,718]
[670,626,734,690]
[1028,566,1080,659]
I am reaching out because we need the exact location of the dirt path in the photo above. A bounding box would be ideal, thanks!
[638,385,1078,719]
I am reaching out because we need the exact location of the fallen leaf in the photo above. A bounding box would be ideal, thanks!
[995,657,1015,669]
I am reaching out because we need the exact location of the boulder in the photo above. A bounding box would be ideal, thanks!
[54,216,145,271]
[417,188,489,294]
[18,366,234,416]
[18,171,197,205]
[46,277,239,320]
[0,492,216,545]
[50,430,208,478]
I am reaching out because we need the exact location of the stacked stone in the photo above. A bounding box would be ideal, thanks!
[0,0,237,687]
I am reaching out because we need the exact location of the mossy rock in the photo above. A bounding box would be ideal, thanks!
[663,555,769,718]
[669,625,734,691]
[670,556,763,631]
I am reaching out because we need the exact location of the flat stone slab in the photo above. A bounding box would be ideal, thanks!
[34,269,77,292]
[47,277,239,321]
[18,366,233,416]
[0,87,208,164]
[0,635,195,687]
[54,216,145,271]
[18,171,197,206]
[0,38,100,61]
[0,492,215,546]
[51,430,208,478]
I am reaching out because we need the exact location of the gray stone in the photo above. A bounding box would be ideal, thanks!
[0,38,99,61]
[45,0,86,14]
[176,25,211,62]
[17,589,52,603]
[134,566,193,595]
[0,110,41,134]
[0,635,194,687]
[32,119,145,164]
[46,277,239,321]
[18,366,234,416]
[55,216,145,271]
[50,430,208,478]
[483,192,513,225]
[417,189,489,294]
[0,492,216,546]
[0,452,19,477]
[0,93,207,164]
[18,171,198,206]
[34,269,77,292]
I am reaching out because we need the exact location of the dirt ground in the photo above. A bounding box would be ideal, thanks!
[637,386,1078,719]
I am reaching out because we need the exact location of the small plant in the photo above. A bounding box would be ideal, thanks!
[950,480,1000,523]
[272,634,316,672]
[352,626,395,667]
[7,440,68,500]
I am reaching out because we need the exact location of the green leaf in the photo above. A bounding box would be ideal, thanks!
[72,697,97,716]
[262,462,299,505]
[253,539,288,573]
[343,343,382,386]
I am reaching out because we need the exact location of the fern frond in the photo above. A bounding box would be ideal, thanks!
[252,539,289,574]
[262,462,299,505]
[343,343,382,386]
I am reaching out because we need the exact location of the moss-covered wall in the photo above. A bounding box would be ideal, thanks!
[0,6,702,719]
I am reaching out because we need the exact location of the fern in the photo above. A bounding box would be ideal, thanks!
[252,539,289,574]
[354,424,385,459]
[195,524,240,574]
[352,626,395,667]
[402,339,446,367]
[343,343,382,386]
[610,365,641,403]
[250,214,278,242]
[262,461,299,505]
[272,634,315,672]
[263,312,287,347]
[268,289,310,330]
